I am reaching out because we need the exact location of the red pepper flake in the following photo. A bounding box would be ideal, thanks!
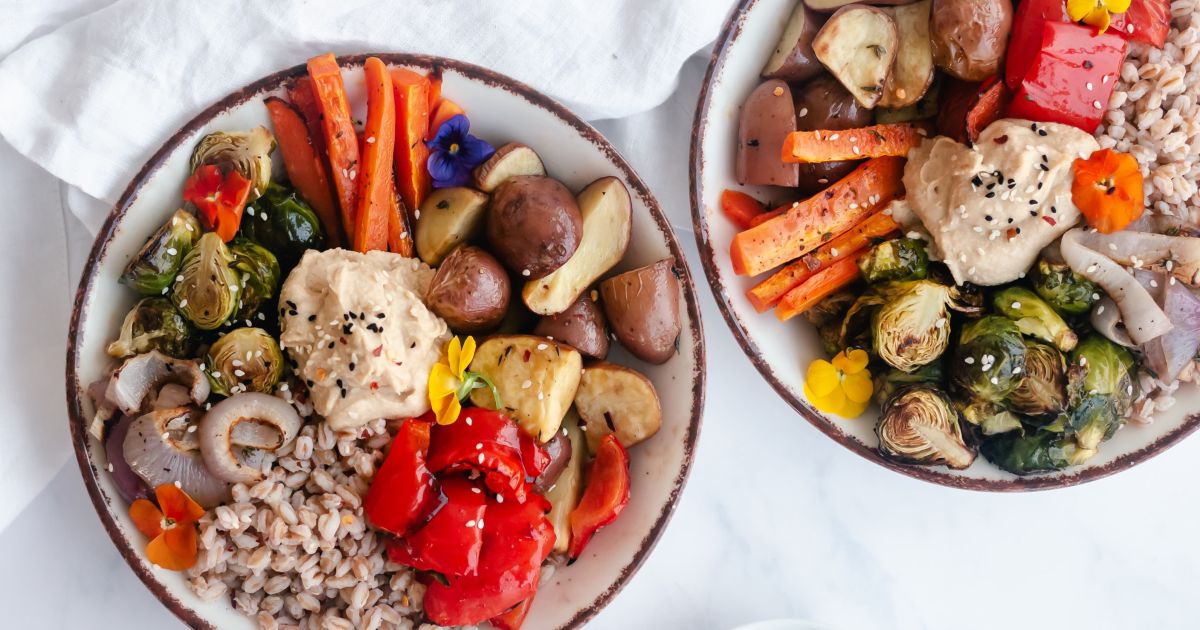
[1042,215,1058,227]
[522,350,531,362]
[1006,227,1019,241]
[994,134,1009,144]
[372,345,383,357]
[370,382,380,391]
[339,337,348,345]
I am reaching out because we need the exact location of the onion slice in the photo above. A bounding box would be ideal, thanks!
[199,393,301,483]
[122,406,230,507]
[1068,229,1200,285]
[1060,229,1173,344]
[105,351,210,415]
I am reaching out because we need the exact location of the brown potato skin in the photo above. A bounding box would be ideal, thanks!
[599,259,682,365]
[762,4,825,83]
[487,175,583,278]
[533,294,609,359]
[793,74,873,193]
[425,246,511,333]
[736,80,799,187]
[532,430,572,494]
[805,0,917,11]
[930,0,1012,81]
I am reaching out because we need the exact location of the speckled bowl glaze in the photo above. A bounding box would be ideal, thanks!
[690,0,1199,490]
[67,54,705,629]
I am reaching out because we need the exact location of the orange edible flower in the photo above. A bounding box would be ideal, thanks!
[128,484,205,571]
[1072,149,1144,234]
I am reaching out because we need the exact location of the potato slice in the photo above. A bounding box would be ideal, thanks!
[813,5,899,109]
[879,0,934,108]
[468,335,582,442]
[415,187,489,266]
[575,362,662,454]
[737,80,799,187]
[762,3,824,83]
[523,177,632,315]
[544,410,585,553]
[600,259,682,365]
[473,142,546,192]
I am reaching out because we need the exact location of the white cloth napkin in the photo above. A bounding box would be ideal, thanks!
[0,0,730,532]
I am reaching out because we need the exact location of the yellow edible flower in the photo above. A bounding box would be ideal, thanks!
[1067,0,1131,35]
[803,349,874,418]
[427,336,500,425]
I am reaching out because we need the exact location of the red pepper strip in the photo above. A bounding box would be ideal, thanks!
[427,409,547,503]
[363,418,439,536]
[567,434,630,559]
[1005,0,1070,90]
[182,164,252,242]
[423,494,555,626]
[1110,0,1170,48]
[489,596,534,630]
[386,477,486,578]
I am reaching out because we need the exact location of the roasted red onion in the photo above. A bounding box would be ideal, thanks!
[199,393,301,484]
[1145,277,1200,382]
[104,414,149,504]
[123,406,230,507]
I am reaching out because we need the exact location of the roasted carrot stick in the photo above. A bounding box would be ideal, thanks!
[747,210,900,312]
[720,190,768,230]
[287,77,329,161]
[391,69,434,222]
[730,157,905,277]
[429,98,465,139]
[428,70,443,117]
[781,123,929,163]
[775,257,861,321]
[307,53,361,242]
[264,97,345,248]
[352,57,396,253]
[387,182,414,257]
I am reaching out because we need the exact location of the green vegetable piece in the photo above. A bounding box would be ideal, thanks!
[957,400,1024,436]
[857,238,929,284]
[844,279,981,373]
[875,385,975,469]
[228,238,281,322]
[1069,334,1137,423]
[950,315,1027,403]
[106,297,197,359]
[873,362,944,408]
[119,210,201,295]
[205,327,284,396]
[240,183,327,270]
[191,126,275,202]
[993,286,1078,352]
[1009,340,1068,417]
[980,431,1081,475]
[1067,395,1121,453]
[172,232,240,330]
[803,290,858,356]
[1031,258,1101,316]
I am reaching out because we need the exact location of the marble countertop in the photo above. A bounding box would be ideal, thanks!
[2,53,1199,630]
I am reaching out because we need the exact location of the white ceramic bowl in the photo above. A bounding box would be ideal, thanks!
[67,54,705,628]
[690,0,1199,490]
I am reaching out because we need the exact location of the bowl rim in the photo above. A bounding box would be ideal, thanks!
[688,0,1200,492]
[66,52,706,629]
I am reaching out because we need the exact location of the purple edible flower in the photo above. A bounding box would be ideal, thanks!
[426,114,495,188]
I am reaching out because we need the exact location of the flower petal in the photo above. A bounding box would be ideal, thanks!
[147,527,198,570]
[833,349,870,375]
[129,499,164,539]
[805,360,840,397]
[458,336,477,374]
[155,483,205,524]
[842,370,875,404]
[1087,7,1112,33]
[804,381,848,416]
[428,363,459,400]
[447,337,463,377]
[1066,0,1098,21]
[427,150,462,184]
[434,395,462,426]
[458,134,496,169]
[1104,0,1130,13]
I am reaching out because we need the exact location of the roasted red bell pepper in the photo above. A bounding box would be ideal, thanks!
[386,477,486,578]
[1111,0,1171,48]
[489,596,534,630]
[182,164,252,242]
[567,434,630,559]
[427,409,547,503]
[363,418,439,536]
[1007,22,1127,133]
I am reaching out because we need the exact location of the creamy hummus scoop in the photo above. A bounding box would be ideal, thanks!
[904,119,1100,286]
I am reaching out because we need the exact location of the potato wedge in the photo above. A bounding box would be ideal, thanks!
[600,259,683,365]
[473,142,546,192]
[575,362,662,454]
[879,0,934,108]
[762,3,825,83]
[468,335,582,442]
[813,5,899,109]
[805,0,917,10]
[544,410,585,553]
[533,293,609,359]
[415,187,489,266]
[736,80,799,187]
[523,177,632,315]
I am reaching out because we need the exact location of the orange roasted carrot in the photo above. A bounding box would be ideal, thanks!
[730,157,905,276]
[720,190,768,230]
[264,97,345,248]
[387,181,414,257]
[750,204,789,228]
[428,70,443,116]
[775,257,861,321]
[429,98,465,139]
[287,77,328,161]
[391,68,434,221]
[746,210,900,312]
[781,123,929,163]
[353,57,396,253]
[307,53,361,242]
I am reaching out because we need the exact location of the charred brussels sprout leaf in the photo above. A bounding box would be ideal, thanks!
[172,232,240,330]
[980,431,1080,475]
[873,362,944,408]
[1032,258,1101,316]
[228,238,280,322]
[857,238,929,284]
[951,316,1027,403]
[205,327,284,396]
[876,386,976,469]
[106,297,197,359]
[190,127,275,202]
[993,286,1078,352]
[1010,340,1068,417]
[844,279,981,373]
[1067,395,1120,455]
[957,400,1024,436]
[804,290,858,356]
[240,184,326,270]
[119,210,201,295]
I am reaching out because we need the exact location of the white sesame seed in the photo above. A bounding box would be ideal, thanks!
[1012,302,1021,309]
[366,136,376,144]
[1092,100,1102,110]
[990,377,999,385]
[166,248,178,255]
[477,453,485,464]
[466,520,476,528]
[496,494,504,504]
[466,417,473,426]
[520,380,532,389]
[1086,82,1094,91]
[536,343,548,350]
[475,442,483,450]
[179,299,188,308]
[965,357,975,364]
[471,487,482,494]
[521,269,531,277]
[829,133,840,141]
[830,248,839,257]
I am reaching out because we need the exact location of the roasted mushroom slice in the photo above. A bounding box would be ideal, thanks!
[104,351,210,416]
[123,406,230,507]
[876,386,975,469]
[199,393,302,484]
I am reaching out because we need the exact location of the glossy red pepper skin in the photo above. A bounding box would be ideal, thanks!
[567,434,630,559]
[426,409,548,503]
[488,596,534,630]
[1007,22,1127,133]
[386,477,486,578]
[363,418,438,536]
[182,164,252,242]
[1110,0,1171,48]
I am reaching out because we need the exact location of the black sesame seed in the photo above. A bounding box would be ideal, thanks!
[336,379,344,388]
[1008,217,1015,224]
[1030,210,1038,217]
[971,175,983,187]
[1037,182,1043,190]
[349,312,358,319]
[342,323,354,335]
[349,362,356,371]
[1038,129,1048,137]
[985,214,994,222]
[328,341,336,349]
[985,192,996,198]
[288,310,298,317]
[308,315,316,322]
[285,300,297,309]
[1029,199,1038,205]
[1051,206,1058,214]
[376,313,385,319]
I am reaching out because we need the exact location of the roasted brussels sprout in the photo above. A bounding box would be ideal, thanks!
[804,290,857,356]
[950,316,1027,403]
[1009,340,1068,417]
[204,327,284,396]
[980,431,1082,475]
[957,400,1023,436]
[843,279,981,372]
[857,238,929,284]
[1032,258,1101,316]
[1067,394,1120,455]
[119,210,202,295]
[1070,335,1137,422]
[228,238,280,322]
[172,232,240,330]
[106,297,197,359]
[190,126,275,201]
[876,386,976,469]
[993,286,1078,352]
[240,183,326,270]
[873,362,944,408]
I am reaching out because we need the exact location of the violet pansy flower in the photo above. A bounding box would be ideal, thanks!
[426,114,495,188]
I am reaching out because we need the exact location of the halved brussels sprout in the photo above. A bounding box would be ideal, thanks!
[1067,394,1120,454]
[190,126,275,201]
[843,279,981,373]
[1009,340,1068,417]
[804,290,858,356]
[1032,258,1101,316]
[857,238,929,284]
[993,286,1078,352]
[228,238,280,322]
[204,327,284,396]
[876,386,976,469]
[1069,334,1137,420]
[980,431,1082,475]
[240,183,326,270]
[873,362,943,408]
[172,232,240,330]
[950,316,1027,403]
[107,297,197,359]
[957,400,1024,436]
[119,210,201,295]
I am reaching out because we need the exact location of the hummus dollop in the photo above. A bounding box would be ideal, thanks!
[279,249,450,430]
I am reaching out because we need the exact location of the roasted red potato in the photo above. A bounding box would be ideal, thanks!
[736,80,799,187]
